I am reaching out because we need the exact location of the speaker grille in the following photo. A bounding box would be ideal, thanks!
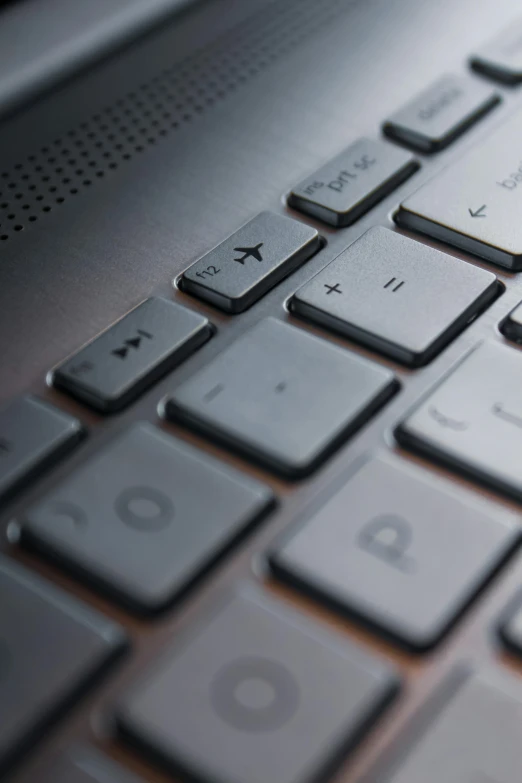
[0,0,344,244]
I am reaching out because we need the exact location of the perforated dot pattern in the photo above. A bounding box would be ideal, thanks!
[0,0,344,243]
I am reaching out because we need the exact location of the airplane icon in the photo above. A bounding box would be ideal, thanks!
[233,242,264,264]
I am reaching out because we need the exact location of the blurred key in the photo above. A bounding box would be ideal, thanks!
[22,423,273,613]
[471,20,522,84]
[0,395,84,505]
[383,74,499,152]
[396,342,522,501]
[270,456,519,651]
[0,556,126,774]
[385,670,522,782]
[118,587,399,783]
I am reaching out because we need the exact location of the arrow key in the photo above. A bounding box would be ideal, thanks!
[468,205,487,218]
[396,107,522,270]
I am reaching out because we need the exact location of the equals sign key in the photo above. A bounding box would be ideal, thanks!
[384,277,405,292]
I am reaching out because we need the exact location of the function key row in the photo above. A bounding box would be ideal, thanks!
[177,74,504,317]
[288,73,500,228]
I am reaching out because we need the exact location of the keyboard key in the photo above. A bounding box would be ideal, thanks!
[22,423,273,613]
[40,747,145,783]
[384,670,522,782]
[383,74,500,153]
[395,109,522,269]
[292,227,498,367]
[181,211,320,313]
[288,138,418,227]
[471,20,522,84]
[498,590,522,656]
[165,317,397,478]
[500,300,522,343]
[0,395,84,505]
[396,341,522,501]
[270,456,518,651]
[0,555,126,774]
[118,587,399,783]
[53,297,212,412]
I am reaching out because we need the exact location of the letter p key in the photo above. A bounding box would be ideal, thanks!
[357,514,416,573]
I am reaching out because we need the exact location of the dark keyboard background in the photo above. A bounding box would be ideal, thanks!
[2,0,522,780]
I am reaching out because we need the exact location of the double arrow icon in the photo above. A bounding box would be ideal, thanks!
[468,204,487,218]
[112,329,153,360]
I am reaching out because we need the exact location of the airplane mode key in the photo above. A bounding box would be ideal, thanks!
[180,211,320,313]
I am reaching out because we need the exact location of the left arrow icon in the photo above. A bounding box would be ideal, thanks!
[468,205,487,218]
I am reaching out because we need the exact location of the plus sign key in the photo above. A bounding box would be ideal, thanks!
[288,138,418,227]
[181,212,320,313]
[292,227,498,366]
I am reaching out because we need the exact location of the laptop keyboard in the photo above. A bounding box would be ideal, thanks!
[3,21,522,783]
